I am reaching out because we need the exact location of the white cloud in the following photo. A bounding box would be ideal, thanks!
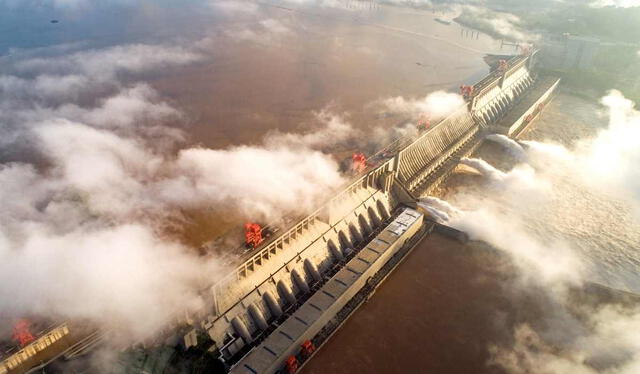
[260,18,290,34]
[265,110,357,150]
[591,0,640,8]
[209,0,259,14]
[17,43,201,80]
[455,5,538,42]
[224,18,292,43]
[0,39,347,346]
[380,90,467,120]
[0,221,216,343]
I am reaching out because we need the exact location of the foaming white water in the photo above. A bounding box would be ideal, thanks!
[486,134,527,161]
[460,157,506,180]
[425,191,639,374]
[520,140,575,172]
[420,193,584,287]
[417,202,451,223]
[423,91,640,374]
[420,196,462,217]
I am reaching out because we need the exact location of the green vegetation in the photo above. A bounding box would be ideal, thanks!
[524,5,640,44]
[434,1,640,100]
[466,1,640,101]
[545,44,640,102]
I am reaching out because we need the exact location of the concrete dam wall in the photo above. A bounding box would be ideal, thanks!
[187,51,561,373]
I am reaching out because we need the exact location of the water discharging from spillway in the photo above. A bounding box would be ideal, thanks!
[485,134,527,161]
[307,93,640,374]
[434,132,640,294]
[459,157,507,181]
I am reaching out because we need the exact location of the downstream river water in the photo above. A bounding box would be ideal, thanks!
[304,92,640,373]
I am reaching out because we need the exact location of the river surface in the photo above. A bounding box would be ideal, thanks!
[0,0,515,149]
[0,1,520,248]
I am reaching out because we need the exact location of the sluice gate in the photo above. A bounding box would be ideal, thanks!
[1,51,560,374]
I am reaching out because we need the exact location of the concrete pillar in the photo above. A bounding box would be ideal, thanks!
[376,200,390,220]
[358,214,372,236]
[262,291,283,318]
[292,269,310,294]
[338,231,352,249]
[248,303,269,331]
[349,224,364,244]
[277,280,296,306]
[304,259,322,283]
[231,317,252,344]
[368,206,382,227]
[328,239,344,261]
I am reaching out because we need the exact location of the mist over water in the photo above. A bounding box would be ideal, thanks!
[485,134,527,161]
[4,1,638,372]
[0,0,497,350]
[421,91,640,373]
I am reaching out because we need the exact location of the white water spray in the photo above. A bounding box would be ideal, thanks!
[420,196,462,218]
[417,202,451,223]
[486,134,527,161]
[460,157,507,181]
[520,140,574,166]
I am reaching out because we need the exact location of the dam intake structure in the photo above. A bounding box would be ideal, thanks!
[0,51,560,374]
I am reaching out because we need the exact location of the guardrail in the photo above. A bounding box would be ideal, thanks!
[213,158,394,290]
[396,105,475,183]
[472,54,529,100]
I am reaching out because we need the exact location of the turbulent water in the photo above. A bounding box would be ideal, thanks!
[517,94,640,293]
[435,93,640,293]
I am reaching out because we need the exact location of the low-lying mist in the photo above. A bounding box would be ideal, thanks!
[0,41,352,344]
[420,91,640,373]
[0,32,466,349]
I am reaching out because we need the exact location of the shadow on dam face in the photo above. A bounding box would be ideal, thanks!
[302,233,545,374]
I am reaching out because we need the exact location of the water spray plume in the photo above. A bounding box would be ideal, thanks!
[417,202,451,223]
[419,196,462,219]
[459,157,507,181]
[486,134,527,161]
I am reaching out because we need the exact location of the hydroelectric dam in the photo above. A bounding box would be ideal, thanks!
[0,51,560,374]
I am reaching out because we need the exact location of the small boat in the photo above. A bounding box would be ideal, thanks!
[435,17,451,25]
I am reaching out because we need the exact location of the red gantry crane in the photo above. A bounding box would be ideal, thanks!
[497,59,508,72]
[460,85,474,99]
[417,113,431,131]
[351,152,367,173]
[13,319,35,347]
[244,223,264,249]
